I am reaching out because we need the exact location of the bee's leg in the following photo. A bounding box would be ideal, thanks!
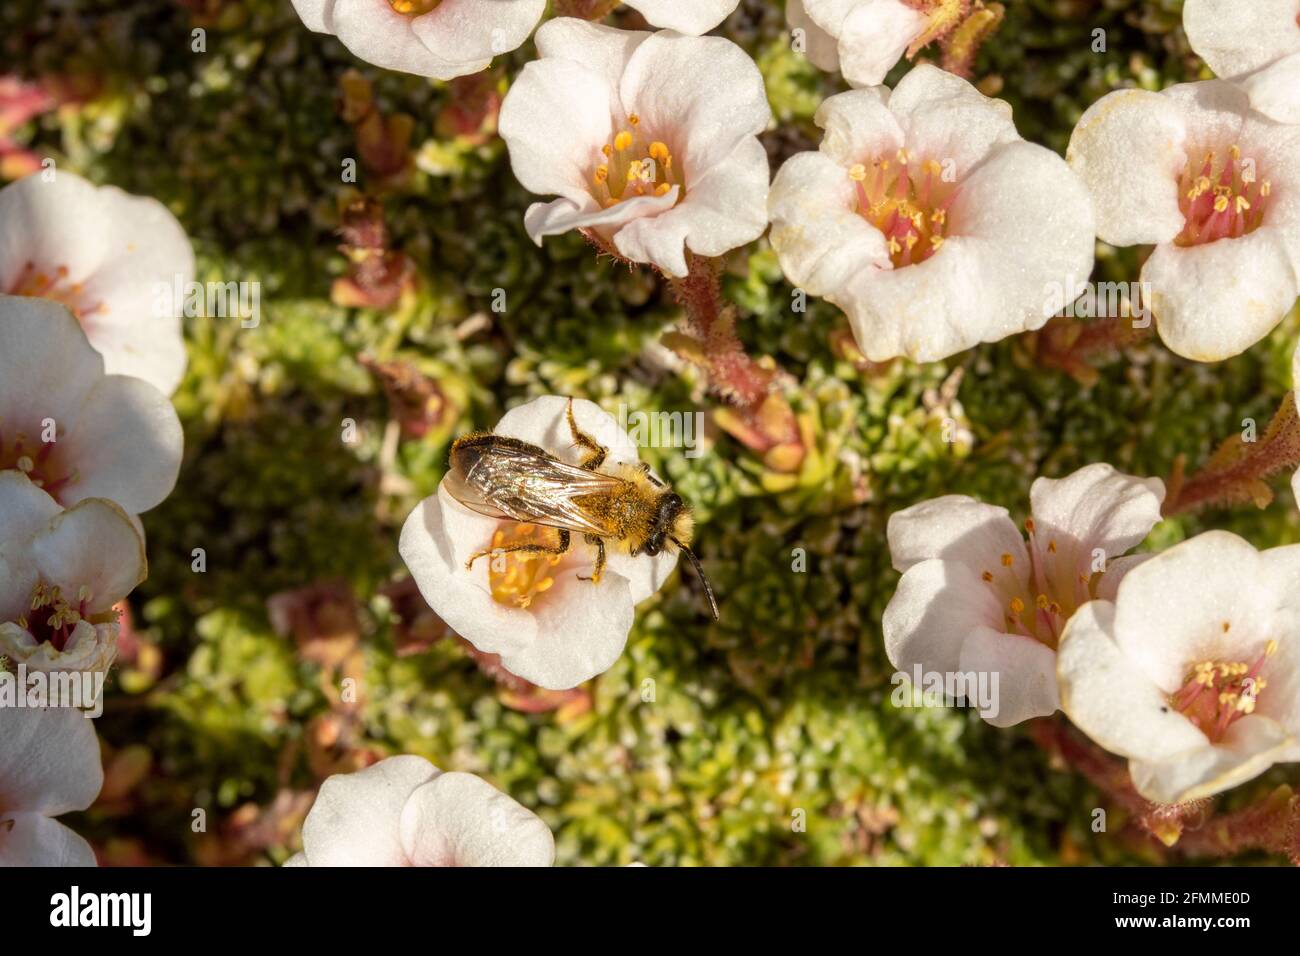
[566,398,608,471]
[577,534,606,584]
[466,529,571,570]
[638,461,664,488]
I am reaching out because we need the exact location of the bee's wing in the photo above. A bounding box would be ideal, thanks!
[445,439,626,538]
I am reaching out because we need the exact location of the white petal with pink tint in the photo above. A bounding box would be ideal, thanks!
[1183,0,1300,122]
[798,0,927,87]
[622,0,739,34]
[0,171,192,395]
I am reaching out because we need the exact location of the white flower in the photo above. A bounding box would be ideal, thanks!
[0,472,145,675]
[1058,531,1300,804]
[0,171,193,395]
[0,295,183,516]
[290,0,546,80]
[0,706,103,866]
[883,464,1165,727]
[622,0,739,34]
[285,755,554,866]
[400,396,679,690]
[498,18,771,278]
[1183,0,1300,124]
[1067,80,1300,362]
[786,0,931,87]
[769,66,1096,363]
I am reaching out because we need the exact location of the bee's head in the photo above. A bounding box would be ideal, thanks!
[642,492,686,557]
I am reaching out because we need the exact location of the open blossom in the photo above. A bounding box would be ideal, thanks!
[400,396,677,690]
[786,0,942,87]
[769,66,1095,362]
[0,472,144,674]
[0,706,103,866]
[289,0,545,80]
[0,295,183,516]
[0,171,193,395]
[285,756,554,866]
[883,464,1165,727]
[1058,532,1300,804]
[498,18,771,278]
[1068,80,1300,362]
[1183,0,1300,124]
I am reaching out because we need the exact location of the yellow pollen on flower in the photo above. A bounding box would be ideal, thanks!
[486,524,562,611]
[1176,143,1270,246]
[847,148,958,268]
[388,0,441,15]
[628,113,640,127]
[594,165,609,185]
[649,142,670,163]
[592,120,683,209]
[1009,597,1025,615]
[848,164,867,182]
[1000,553,1014,567]
[1171,647,1274,742]
[614,131,634,152]
[981,570,994,582]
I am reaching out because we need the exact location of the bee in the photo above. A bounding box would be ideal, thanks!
[445,399,719,620]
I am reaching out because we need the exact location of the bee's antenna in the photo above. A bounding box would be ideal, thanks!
[670,536,719,621]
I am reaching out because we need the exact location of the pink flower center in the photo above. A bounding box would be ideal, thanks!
[388,0,441,16]
[17,582,91,652]
[981,518,1096,649]
[0,424,78,500]
[591,114,683,209]
[1175,145,1270,247]
[848,150,958,269]
[7,261,105,325]
[1170,639,1276,743]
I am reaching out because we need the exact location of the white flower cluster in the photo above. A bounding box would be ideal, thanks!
[0,171,189,864]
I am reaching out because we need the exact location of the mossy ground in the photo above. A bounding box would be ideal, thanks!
[5,0,1297,865]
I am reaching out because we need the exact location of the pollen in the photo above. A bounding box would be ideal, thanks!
[1175,144,1270,247]
[388,0,442,16]
[7,261,106,323]
[0,422,77,500]
[1170,644,1275,742]
[847,149,959,269]
[487,524,561,611]
[591,120,683,209]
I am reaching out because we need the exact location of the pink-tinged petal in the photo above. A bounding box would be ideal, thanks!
[399,772,554,867]
[0,813,97,867]
[60,374,184,515]
[1066,89,1187,246]
[613,137,768,277]
[85,312,187,398]
[958,624,1059,727]
[300,755,439,866]
[0,473,59,620]
[948,140,1097,341]
[1143,227,1297,362]
[30,498,146,614]
[883,558,1001,676]
[411,0,545,64]
[836,0,925,88]
[0,173,110,292]
[289,0,337,33]
[618,32,770,177]
[500,57,616,208]
[1245,119,1300,270]
[506,571,634,689]
[886,495,1026,575]
[1130,716,1294,804]
[768,150,890,296]
[524,190,678,248]
[1239,52,1300,124]
[0,706,103,816]
[814,88,904,168]
[887,64,1020,177]
[786,0,840,72]
[1111,531,1276,692]
[1093,552,1155,602]
[533,17,651,91]
[329,0,486,78]
[1028,463,1165,560]
[1182,0,1300,79]
[622,0,739,34]
[1159,80,1251,146]
[1056,600,1209,761]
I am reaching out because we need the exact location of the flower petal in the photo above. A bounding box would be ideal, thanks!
[533,17,651,91]
[523,191,678,247]
[786,0,840,72]
[1239,52,1300,124]
[883,558,1001,676]
[622,0,738,34]
[1028,463,1165,560]
[329,0,486,78]
[1056,600,1208,761]
[1143,226,1297,362]
[1130,716,1294,804]
[886,495,1026,575]
[888,64,1020,177]
[0,813,97,867]
[300,755,439,866]
[0,706,103,817]
[31,498,146,614]
[958,624,1059,727]
[836,0,925,88]
[399,771,554,867]
[0,174,110,293]
[1066,89,1187,246]
[411,0,545,64]
[1182,0,1300,79]
[814,88,904,168]
[0,295,102,429]
[289,0,337,33]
